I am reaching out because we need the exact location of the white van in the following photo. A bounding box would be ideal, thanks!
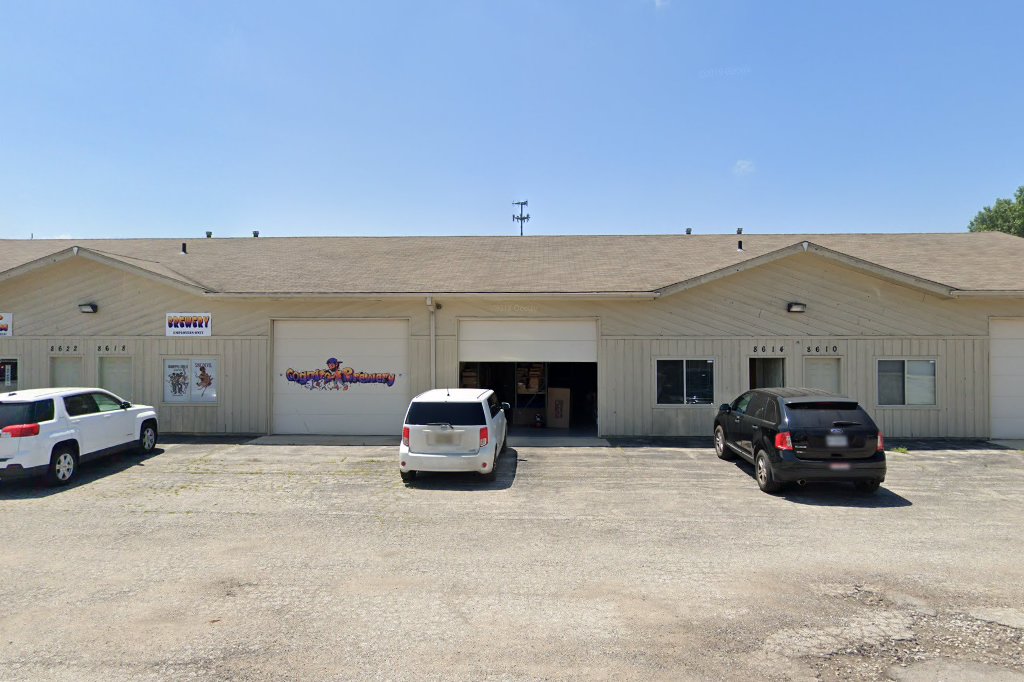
[398,388,508,483]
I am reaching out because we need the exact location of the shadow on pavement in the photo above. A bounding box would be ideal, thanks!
[404,448,520,491]
[0,448,166,500]
[730,458,912,508]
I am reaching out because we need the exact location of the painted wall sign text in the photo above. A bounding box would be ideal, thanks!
[285,356,397,390]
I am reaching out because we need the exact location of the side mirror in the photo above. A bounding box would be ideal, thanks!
[500,402,510,411]
[719,403,731,413]
[120,401,132,409]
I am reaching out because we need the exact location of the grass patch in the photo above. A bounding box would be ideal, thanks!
[892,446,910,454]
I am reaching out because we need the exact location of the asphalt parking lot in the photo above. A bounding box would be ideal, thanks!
[1,439,1023,681]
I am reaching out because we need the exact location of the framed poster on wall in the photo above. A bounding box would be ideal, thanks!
[164,360,191,402]
[0,313,12,336]
[190,358,218,402]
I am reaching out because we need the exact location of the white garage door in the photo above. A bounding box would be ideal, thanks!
[459,319,598,362]
[990,319,1024,439]
[273,320,409,435]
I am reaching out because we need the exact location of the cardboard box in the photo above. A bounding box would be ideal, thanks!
[547,387,571,429]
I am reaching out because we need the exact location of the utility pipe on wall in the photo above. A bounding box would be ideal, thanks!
[426,296,436,389]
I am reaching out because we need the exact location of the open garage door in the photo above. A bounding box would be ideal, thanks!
[272,320,409,435]
[991,319,1024,439]
[459,319,598,362]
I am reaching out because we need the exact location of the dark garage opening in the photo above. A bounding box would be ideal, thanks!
[459,361,597,435]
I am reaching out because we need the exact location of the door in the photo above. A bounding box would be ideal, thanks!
[737,392,769,454]
[272,320,410,435]
[458,319,598,362]
[90,391,135,445]
[99,356,133,401]
[749,358,785,389]
[991,319,1024,438]
[50,357,82,387]
[804,357,841,393]
[728,392,756,454]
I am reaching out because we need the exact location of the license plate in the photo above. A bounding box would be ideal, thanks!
[826,435,848,448]
[829,462,851,471]
[430,431,457,445]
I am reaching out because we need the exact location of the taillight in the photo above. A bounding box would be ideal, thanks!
[479,427,489,448]
[774,431,794,451]
[876,431,885,452]
[402,426,410,447]
[1,423,40,438]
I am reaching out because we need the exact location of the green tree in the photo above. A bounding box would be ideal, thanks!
[968,185,1024,237]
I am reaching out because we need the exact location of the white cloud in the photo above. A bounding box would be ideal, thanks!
[654,0,670,9]
[733,160,756,176]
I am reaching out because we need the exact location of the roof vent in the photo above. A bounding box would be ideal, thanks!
[206,231,213,238]
[736,227,743,235]
[737,239,744,252]
[253,230,260,238]
[181,242,187,255]
[685,228,692,235]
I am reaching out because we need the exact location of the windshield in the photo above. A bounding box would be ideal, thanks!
[785,401,873,429]
[405,402,487,426]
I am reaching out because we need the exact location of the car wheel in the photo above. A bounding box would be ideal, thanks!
[400,470,416,483]
[499,434,508,454]
[714,426,734,460]
[46,447,78,486]
[854,480,881,494]
[755,451,782,494]
[139,421,158,454]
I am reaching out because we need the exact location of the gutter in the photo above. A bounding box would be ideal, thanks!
[950,290,1024,298]
[205,290,661,300]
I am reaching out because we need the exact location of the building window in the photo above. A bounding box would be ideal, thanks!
[878,359,936,406]
[163,358,219,403]
[656,359,714,405]
[0,358,17,391]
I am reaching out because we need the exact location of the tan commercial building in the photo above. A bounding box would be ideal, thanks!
[1,233,1023,439]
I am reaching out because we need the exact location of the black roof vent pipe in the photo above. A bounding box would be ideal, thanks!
[737,239,744,252]
[181,242,187,255]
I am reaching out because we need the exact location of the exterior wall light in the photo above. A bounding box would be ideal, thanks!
[787,302,807,313]
[78,303,98,313]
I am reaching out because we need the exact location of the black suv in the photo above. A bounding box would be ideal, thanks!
[713,388,886,494]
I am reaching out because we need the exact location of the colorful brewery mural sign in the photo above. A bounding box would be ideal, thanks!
[285,357,397,391]
[166,313,212,337]
[0,313,12,337]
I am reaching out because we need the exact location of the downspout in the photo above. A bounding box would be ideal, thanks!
[426,296,436,389]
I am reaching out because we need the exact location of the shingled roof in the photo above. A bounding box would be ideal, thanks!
[0,233,1021,297]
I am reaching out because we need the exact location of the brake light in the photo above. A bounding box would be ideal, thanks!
[1,423,40,438]
[774,431,793,451]
[876,431,885,452]
[479,427,489,448]
[402,426,410,447]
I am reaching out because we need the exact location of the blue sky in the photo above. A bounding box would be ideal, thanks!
[1,0,1022,239]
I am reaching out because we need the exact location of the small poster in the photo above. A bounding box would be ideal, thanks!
[166,313,211,337]
[0,313,12,337]
[0,358,17,390]
[164,360,191,402]
[191,358,218,402]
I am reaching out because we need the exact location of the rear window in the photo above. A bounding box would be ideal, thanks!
[0,399,54,428]
[785,401,873,428]
[405,402,487,426]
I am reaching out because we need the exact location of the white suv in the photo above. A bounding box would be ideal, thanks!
[399,388,509,483]
[0,388,159,485]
